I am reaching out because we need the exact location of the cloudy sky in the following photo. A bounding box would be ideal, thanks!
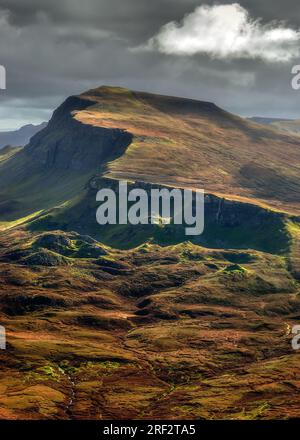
[0,0,300,129]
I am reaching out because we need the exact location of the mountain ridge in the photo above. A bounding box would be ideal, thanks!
[0,121,47,150]
[0,85,299,226]
[248,116,300,137]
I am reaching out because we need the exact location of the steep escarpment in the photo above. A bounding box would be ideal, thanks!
[26,96,132,171]
[0,86,299,251]
[0,94,132,220]
[76,87,300,215]
[27,177,292,254]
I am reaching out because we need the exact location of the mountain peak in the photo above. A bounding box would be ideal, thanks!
[0,86,299,218]
[80,84,220,113]
[82,85,131,97]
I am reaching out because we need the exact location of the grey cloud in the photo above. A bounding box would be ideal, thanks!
[0,0,300,129]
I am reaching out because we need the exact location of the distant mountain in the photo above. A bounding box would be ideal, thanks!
[248,116,300,136]
[248,116,293,125]
[0,121,47,149]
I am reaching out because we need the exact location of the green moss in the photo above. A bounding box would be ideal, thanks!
[223,264,248,273]
[37,365,60,379]
[99,361,121,369]
[25,364,61,383]
[235,402,270,420]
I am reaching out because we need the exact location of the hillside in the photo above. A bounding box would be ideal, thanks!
[0,228,300,420]
[77,87,300,214]
[0,86,299,420]
[0,86,299,224]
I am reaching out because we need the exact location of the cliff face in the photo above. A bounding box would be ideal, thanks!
[26,96,132,171]
[72,86,300,215]
[28,177,291,254]
[0,86,298,245]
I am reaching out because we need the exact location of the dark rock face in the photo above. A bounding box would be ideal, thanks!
[21,249,68,266]
[3,293,68,315]
[76,243,107,258]
[203,194,282,228]
[25,96,132,172]
[35,233,72,252]
[84,178,290,253]
[2,249,32,262]
[35,232,108,258]
[2,232,109,265]
[26,176,291,254]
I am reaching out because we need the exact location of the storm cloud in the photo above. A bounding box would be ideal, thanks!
[0,0,300,129]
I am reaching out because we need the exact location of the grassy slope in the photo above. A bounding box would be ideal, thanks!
[26,177,291,254]
[0,87,299,420]
[0,86,297,255]
[0,136,93,223]
[0,85,299,227]
[76,86,300,215]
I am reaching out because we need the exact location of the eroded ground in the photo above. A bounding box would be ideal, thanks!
[0,228,300,419]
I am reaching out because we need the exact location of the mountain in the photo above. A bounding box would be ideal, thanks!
[0,86,299,420]
[248,116,294,125]
[0,86,300,222]
[249,116,300,137]
[0,122,47,150]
